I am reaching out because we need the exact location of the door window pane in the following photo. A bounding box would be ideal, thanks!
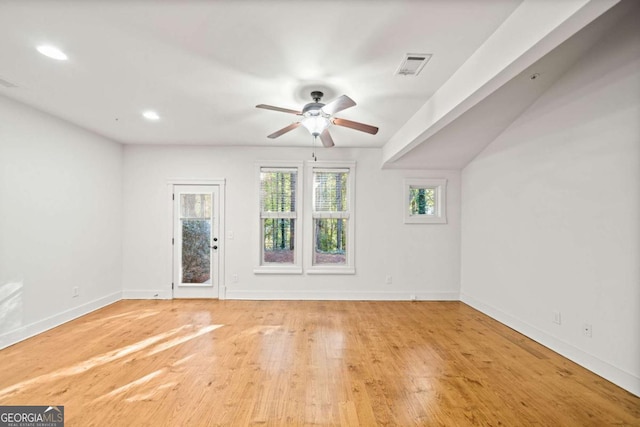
[180,193,212,284]
[181,194,211,218]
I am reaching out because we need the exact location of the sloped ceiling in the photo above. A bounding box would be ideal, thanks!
[0,0,626,169]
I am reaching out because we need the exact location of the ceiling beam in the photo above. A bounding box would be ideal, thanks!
[381,0,620,168]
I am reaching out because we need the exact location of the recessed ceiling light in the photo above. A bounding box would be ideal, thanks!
[142,110,160,121]
[36,45,68,61]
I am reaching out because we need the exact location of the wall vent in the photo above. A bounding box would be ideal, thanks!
[0,77,18,88]
[395,53,432,76]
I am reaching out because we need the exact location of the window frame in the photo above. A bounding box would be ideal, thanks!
[403,178,447,224]
[254,162,303,274]
[305,161,356,275]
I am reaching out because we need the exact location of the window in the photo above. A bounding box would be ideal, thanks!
[404,178,447,224]
[255,161,355,275]
[255,164,302,274]
[307,162,356,274]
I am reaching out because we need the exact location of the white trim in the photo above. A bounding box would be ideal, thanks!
[260,167,298,173]
[261,212,298,219]
[461,292,640,397]
[122,289,172,299]
[253,266,303,275]
[312,167,352,174]
[167,179,227,185]
[403,178,447,224]
[306,267,355,275]
[312,212,349,219]
[226,289,459,301]
[0,291,121,350]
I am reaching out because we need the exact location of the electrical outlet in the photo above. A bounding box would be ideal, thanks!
[410,294,417,301]
[552,310,561,325]
[583,323,592,337]
[385,275,392,285]
[232,274,238,283]
[72,287,79,298]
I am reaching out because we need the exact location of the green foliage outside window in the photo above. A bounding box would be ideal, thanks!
[313,171,348,264]
[261,170,296,263]
[182,219,211,283]
[409,187,435,215]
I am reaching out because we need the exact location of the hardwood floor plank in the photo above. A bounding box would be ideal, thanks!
[0,300,638,426]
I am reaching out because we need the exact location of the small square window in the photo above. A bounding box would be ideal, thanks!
[404,178,447,224]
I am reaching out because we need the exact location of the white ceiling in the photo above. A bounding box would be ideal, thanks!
[0,0,627,168]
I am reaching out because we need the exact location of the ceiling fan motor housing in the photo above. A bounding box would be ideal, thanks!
[302,102,326,115]
[310,90,324,102]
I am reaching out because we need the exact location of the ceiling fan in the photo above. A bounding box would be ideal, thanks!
[256,91,379,147]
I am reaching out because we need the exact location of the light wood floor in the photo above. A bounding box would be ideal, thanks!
[0,300,638,426]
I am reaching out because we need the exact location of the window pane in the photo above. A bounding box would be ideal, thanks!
[263,218,295,264]
[182,219,211,283]
[409,187,436,216]
[313,218,347,265]
[314,171,347,212]
[260,170,297,213]
[180,194,211,218]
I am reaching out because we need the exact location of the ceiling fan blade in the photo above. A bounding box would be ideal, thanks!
[332,117,379,135]
[319,129,335,148]
[256,104,302,115]
[267,122,301,139]
[321,95,356,115]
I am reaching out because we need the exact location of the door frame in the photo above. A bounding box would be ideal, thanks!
[167,179,226,299]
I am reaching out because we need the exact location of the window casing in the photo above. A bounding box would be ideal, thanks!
[255,163,303,274]
[255,161,355,275]
[306,162,356,274]
[403,178,447,224]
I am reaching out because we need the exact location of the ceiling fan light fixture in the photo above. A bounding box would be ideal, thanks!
[257,91,377,144]
[301,114,330,136]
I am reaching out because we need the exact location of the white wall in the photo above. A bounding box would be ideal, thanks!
[122,146,461,300]
[460,8,640,396]
[0,96,123,349]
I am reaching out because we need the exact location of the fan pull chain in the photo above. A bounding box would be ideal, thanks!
[311,135,318,161]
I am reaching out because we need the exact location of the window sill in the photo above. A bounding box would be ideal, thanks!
[253,266,303,275]
[306,267,355,275]
[404,215,447,224]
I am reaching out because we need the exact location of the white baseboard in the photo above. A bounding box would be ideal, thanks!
[460,292,640,397]
[0,291,122,350]
[226,289,460,301]
[122,289,172,300]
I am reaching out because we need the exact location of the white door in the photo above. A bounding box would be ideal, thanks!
[172,185,220,298]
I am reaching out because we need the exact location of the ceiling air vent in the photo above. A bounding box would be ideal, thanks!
[0,77,18,88]
[395,53,432,76]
